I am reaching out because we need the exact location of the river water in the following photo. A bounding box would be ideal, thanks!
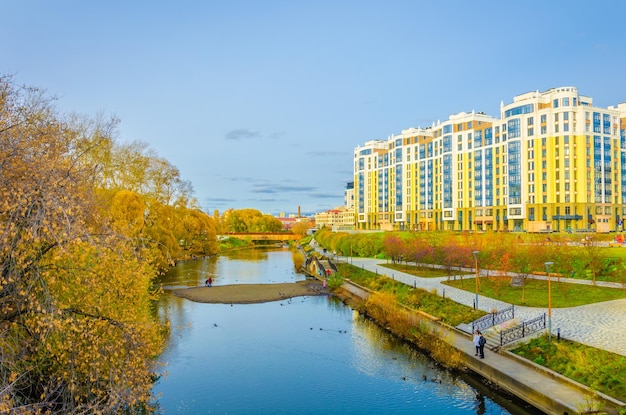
[153,248,543,414]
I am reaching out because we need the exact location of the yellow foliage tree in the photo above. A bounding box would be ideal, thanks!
[0,76,165,413]
[108,189,146,237]
[291,220,312,238]
[222,208,283,233]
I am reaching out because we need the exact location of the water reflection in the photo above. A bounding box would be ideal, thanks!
[162,247,303,291]
[220,247,274,261]
[154,249,543,415]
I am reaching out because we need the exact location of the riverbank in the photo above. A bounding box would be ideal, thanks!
[173,279,329,304]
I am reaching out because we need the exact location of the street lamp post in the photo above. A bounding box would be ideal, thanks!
[473,251,480,310]
[545,261,554,340]
[350,242,353,264]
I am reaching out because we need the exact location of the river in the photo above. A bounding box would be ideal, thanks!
[153,247,543,414]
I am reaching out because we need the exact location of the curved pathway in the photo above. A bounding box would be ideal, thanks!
[334,254,626,357]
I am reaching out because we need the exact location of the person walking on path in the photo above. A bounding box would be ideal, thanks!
[473,330,481,356]
[206,277,213,287]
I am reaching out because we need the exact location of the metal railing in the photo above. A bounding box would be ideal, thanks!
[472,305,515,332]
[500,313,546,346]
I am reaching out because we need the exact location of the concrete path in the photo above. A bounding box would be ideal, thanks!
[331,253,626,357]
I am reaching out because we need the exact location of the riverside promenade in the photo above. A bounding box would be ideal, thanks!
[315,247,626,414]
[341,255,626,357]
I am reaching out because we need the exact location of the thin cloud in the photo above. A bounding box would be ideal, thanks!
[269,131,286,139]
[308,192,343,199]
[225,129,261,140]
[204,197,237,203]
[221,175,257,182]
[224,129,285,141]
[252,184,316,194]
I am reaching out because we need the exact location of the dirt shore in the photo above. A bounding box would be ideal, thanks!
[172,279,328,304]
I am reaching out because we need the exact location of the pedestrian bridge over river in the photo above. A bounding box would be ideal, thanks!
[220,232,299,242]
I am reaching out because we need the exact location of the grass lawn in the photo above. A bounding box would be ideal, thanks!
[379,262,469,278]
[443,276,626,307]
[335,262,484,326]
[512,335,626,403]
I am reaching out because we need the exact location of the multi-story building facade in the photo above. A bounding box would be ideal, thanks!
[354,87,626,233]
[315,206,354,231]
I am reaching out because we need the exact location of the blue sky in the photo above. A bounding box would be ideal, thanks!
[2,1,626,216]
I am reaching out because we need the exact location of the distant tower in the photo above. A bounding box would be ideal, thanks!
[298,205,301,218]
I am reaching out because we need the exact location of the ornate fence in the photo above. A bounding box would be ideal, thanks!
[499,313,546,346]
[472,305,515,332]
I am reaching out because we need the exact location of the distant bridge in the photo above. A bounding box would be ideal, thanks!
[221,232,299,242]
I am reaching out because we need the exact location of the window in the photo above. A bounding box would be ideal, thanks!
[504,104,534,118]
[508,119,521,138]
[593,112,601,133]
[603,114,611,134]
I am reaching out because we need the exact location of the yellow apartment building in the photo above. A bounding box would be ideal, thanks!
[354,87,626,233]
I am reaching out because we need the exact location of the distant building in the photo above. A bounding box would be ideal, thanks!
[354,86,626,232]
[315,206,354,231]
[276,217,297,230]
[345,181,354,209]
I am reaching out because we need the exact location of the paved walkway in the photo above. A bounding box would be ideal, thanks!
[330,253,626,357]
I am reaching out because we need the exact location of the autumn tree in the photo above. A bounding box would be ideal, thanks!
[511,243,533,303]
[582,238,603,286]
[440,238,472,280]
[491,252,512,299]
[292,220,312,238]
[171,206,219,255]
[74,117,218,267]
[221,208,282,233]
[0,76,165,413]
[404,237,434,268]
[383,234,404,263]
